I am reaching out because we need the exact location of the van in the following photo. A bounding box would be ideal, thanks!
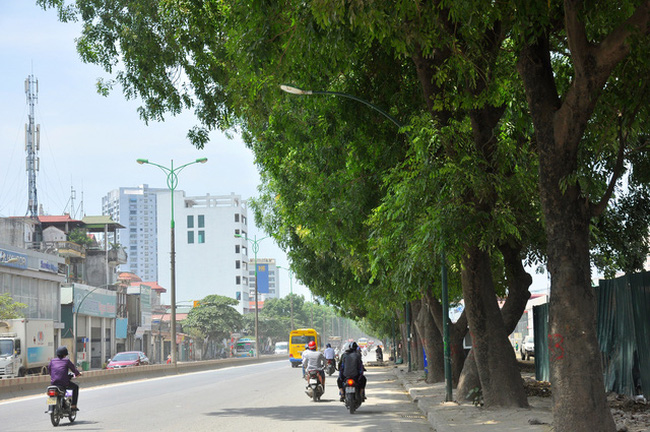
[288,328,320,367]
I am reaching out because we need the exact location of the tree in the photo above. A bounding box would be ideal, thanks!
[0,293,27,319]
[182,295,242,349]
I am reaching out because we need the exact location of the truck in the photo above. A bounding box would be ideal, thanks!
[0,318,55,378]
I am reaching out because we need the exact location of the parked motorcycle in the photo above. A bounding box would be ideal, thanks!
[343,377,363,414]
[45,376,76,426]
[304,370,324,402]
[326,359,336,376]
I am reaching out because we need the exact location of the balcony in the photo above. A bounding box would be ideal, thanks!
[42,241,86,259]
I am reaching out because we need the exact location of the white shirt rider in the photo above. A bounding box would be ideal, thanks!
[324,346,336,360]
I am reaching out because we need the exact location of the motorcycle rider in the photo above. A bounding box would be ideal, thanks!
[338,341,367,401]
[301,340,326,389]
[324,343,336,372]
[48,346,82,411]
[375,344,383,362]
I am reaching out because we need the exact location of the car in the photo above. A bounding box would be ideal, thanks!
[520,335,535,360]
[274,341,289,355]
[106,351,150,369]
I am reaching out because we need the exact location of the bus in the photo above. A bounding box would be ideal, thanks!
[288,328,320,367]
[233,337,256,358]
[357,337,369,348]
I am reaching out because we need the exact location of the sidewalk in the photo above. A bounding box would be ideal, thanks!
[392,366,553,432]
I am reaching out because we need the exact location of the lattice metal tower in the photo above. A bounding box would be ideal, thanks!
[25,74,40,218]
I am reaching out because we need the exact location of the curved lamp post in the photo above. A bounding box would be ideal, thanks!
[137,157,208,365]
[280,84,452,400]
[73,283,112,366]
[234,233,269,359]
[276,265,294,330]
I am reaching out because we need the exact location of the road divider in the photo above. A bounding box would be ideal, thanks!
[0,355,283,401]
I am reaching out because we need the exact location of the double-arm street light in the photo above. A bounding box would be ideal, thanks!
[280,84,452,401]
[137,157,208,365]
[234,233,270,359]
[276,265,294,330]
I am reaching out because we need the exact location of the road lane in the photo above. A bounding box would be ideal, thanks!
[0,359,431,431]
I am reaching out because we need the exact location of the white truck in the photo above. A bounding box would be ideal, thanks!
[0,318,55,378]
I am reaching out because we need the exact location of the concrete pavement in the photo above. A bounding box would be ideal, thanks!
[392,366,553,432]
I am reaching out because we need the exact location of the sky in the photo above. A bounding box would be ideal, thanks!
[0,2,312,300]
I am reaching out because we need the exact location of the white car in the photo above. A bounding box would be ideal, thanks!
[274,341,289,355]
[520,335,535,360]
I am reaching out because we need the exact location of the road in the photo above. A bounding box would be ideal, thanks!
[0,355,431,431]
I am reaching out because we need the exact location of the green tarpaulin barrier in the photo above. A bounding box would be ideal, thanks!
[533,271,650,397]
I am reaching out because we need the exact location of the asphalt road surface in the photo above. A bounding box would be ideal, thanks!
[0,355,432,431]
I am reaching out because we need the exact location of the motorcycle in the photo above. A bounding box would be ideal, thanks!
[343,377,363,414]
[304,369,324,402]
[45,375,76,426]
[326,359,336,376]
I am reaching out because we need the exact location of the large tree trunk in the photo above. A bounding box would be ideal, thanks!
[414,294,445,383]
[457,243,533,400]
[461,246,528,407]
[516,21,624,430]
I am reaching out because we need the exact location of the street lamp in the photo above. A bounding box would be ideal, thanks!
[234,233,269,359]
[73,283,113,366]
[280,84,452,400]
[137,157,207,365]
[277,265,294,330]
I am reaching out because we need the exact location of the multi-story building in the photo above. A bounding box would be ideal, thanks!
[247,258,280,310]
[156,192,251,313]
[102,185,162,282]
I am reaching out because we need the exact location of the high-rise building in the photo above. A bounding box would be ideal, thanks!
[102,185,162,282]
[156,191,251,313]
[247,258,280,310]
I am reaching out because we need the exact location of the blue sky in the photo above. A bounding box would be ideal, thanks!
[0,2,313,300]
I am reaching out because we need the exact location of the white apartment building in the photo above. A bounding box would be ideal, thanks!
[156,192,251,313]
[102,185,162,282]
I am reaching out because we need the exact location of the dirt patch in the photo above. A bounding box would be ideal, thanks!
[519,362,649,432]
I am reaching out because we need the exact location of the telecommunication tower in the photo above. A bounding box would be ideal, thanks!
[25,74,40,218]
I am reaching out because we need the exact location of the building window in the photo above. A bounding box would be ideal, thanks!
[236,276,241,285]
[188,231,194,244]
[235,214,240,222]
[235,245,240,253]
[187,215,194,228]
[235,260,240,269]
[198,230,205,243]
[198,215,205,228]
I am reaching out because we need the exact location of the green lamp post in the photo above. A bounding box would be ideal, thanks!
[234,233,270,359]
[277,265,295,330]
[137,157,207,365]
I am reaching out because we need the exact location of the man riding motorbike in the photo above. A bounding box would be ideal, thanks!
[324,343,336,372]
[301,340,326,389]
[48,346,82,411]
[337,341,367,401]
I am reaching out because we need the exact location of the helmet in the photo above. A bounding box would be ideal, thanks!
[308,341,317,350]
[326,343,331,348]
[56,346,68,358]
[347,342,358,352]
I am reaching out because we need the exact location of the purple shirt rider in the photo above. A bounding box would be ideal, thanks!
[49,357,80,387]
